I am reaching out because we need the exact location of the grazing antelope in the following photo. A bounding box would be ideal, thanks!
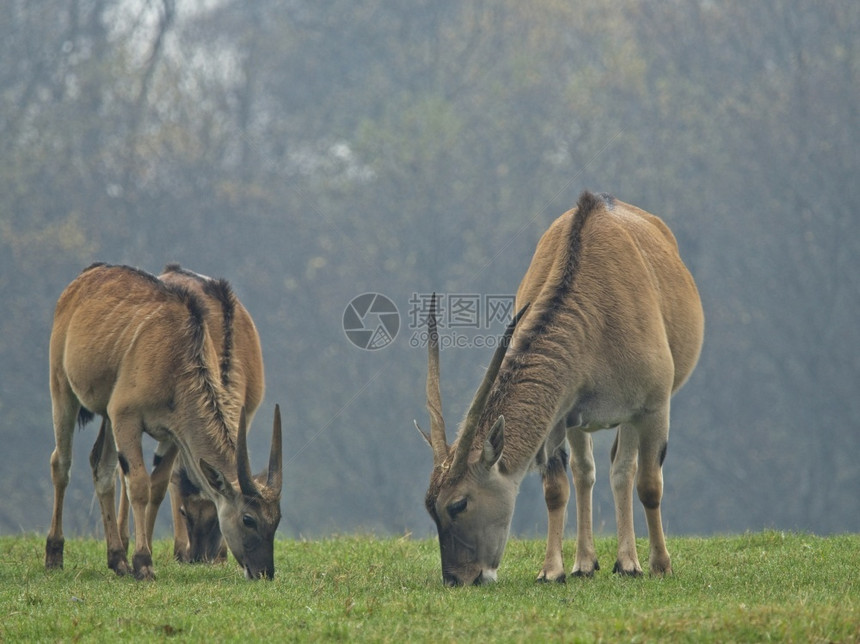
[417,191,704,586]
[46,263,282,580]
[112,264,266,564]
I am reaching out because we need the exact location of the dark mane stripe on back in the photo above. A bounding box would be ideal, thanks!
[531,190,602,334]
[182,289,235,452]
[514,190,605,358]
[475,191,607,454]
[163,264,236,390]
[203,279,236,389]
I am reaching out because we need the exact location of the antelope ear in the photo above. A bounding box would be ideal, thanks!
[481,416,505,468]
[199,459,236,500]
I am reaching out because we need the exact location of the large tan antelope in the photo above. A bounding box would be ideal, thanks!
[111,264,265,564]
[417,191,704,586]
[47,263,282,580]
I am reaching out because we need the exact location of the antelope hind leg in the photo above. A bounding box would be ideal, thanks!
[635,408,672,576]
[46,387,78,571]
[610,425,643,576]
[568,428,600,577]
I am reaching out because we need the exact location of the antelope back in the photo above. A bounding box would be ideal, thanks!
[51,263,228,426]
[514,192,703,396]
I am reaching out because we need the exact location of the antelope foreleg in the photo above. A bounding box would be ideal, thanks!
[116,440,177,555]
[537,447,570,582]
[168,474,191,562]
[114,419,155,581]
[118,471,130,553]
[145,441,178,553]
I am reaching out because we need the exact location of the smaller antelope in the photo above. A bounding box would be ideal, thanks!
[47,263,282,580]
[417,192,704,585]
[113,264,265,564]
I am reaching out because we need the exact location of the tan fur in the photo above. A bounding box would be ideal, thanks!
[46,263,281,580]
[421,192,704,585]
[114,264,266,563]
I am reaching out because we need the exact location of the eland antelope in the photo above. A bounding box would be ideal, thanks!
[112,264,265,564]
[46,263,282,580]
[417,191,704,586]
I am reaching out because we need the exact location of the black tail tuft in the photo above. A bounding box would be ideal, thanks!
[77,408,95,429]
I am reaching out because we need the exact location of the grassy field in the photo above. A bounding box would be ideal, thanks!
[1,531,858,642]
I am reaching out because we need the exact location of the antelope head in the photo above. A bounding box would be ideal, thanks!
[175,467,228,563]
[199,405,283,579]
[416,295,527,586]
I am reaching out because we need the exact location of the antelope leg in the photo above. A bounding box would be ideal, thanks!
[113,412,156,581]
[46,394,77,571]
[569,428,599,577]
[610,425,643,576]
[635,406,672,576]
[90,417,131,575]
[145,441,178,553]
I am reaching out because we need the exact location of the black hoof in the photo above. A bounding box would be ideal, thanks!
[132,553,155,581]
[572,560,600,578]
[108,549,131,576]
[536,573,567,584]
[45,537,65,570]
[612,561,643,576]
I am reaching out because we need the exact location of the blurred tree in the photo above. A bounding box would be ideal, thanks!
[0,0,857,539]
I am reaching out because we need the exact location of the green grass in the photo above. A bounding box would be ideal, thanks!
[1,531,858,642]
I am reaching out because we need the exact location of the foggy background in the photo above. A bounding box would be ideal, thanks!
[1,1,858,541]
